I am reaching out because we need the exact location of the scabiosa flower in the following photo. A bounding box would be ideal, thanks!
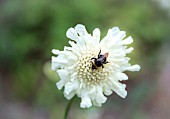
[52,24,140,108]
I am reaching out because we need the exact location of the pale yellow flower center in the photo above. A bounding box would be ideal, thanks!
[76,50,111,85]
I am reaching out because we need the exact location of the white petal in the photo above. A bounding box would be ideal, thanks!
[51,61,58,70]
[96,86,107,103]
[68,40,76,47]
[115,88,127,98]
[64,82,74,95]
[52,49,60,55]
[64,91,75,100]
[122,36,133,45]
[56,69,69,89]
[93,28,100,43]
[110,27,120,36]
[99,27,119,46]
[80,97,92,108]
[64,81,79,95]
[112,83,127,98]
[116,72,128,81]
[103,84,112,96]
[57,69,68,79]
[109,78,127,98]
[92,100,102,107]
[57,69,73,85]
[67,28,86,47]
[100,27,126,50]
[75,24,88,36]
[70,72,78,81]
[110,28,126,41]
[56,80,65,90]
[126,47,134,53]
[64,46,72,51]
[66,28,79,40]
[88,86,96,95]
[116,31,126,40]
[53,49,78,62]
[68,41,82,56]
[52,56,68,64]
[126,64,141,71]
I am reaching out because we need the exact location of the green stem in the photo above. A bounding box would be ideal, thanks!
[64,96,76,119]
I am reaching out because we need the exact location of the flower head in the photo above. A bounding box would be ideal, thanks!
[52,24,140,108]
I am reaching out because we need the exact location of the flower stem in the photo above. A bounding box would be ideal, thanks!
[64,96,76,119]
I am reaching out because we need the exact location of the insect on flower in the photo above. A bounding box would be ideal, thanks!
[91,49,109,69]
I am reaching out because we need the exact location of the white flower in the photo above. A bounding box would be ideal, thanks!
[52,24,140,108]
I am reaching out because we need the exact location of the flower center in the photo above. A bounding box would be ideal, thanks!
[77,50,111,85]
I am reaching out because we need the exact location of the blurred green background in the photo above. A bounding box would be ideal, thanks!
[0,0,170,119]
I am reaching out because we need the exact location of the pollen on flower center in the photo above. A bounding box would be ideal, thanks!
[76,50,111,85]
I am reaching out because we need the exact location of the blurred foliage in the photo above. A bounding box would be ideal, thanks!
[0,0,170,119]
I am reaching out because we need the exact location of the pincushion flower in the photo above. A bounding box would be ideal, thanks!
[52,24,140,108]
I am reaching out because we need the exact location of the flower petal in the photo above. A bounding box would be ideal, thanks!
[64,80,79,95]
[56,80,65,90]
[80,97,92,108]
[99,27,119,46]
[95,86,107,104]
[126,64,141,71]
[64,91,75,100]
[109,78,127,98]
[66,28,79,40]
[103,83,112,96]
[56,69,69,89]
[92,100,102,107]
[126,47,134,53]
[112,83,127,98]
[51,61,59,70]
[93,28,100,43]
[116,72,128,81]
[75,24,88,36]
[122,36,133,45]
